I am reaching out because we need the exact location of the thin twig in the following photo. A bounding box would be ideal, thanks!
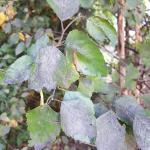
[57,15,83,47]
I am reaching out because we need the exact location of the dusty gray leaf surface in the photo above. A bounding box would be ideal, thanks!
[133,115,150,150]
[96,111,126,150]
[29,46,62,91]
[47,0,80,21]
[94,103,108,118]
[114,95,145,123]
[60,91,96,144]
[28,46,79,91]
[5,55,33,84]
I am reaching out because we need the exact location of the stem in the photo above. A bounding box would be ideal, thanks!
[40,90,44,106]
[57,15,83,47]
[117,0,126,94]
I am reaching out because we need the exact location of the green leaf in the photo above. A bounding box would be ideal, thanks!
[60,91,96,144]
[77,77,94,97]
[145,109,150,117]
[125,64,140,90]
[0,70,5,85]
[5,55,33,84]
[86,17,117,46]
[80,0,94,8]
[29,46,79,91]
[47,0,79,21]
[65,30,107,76]
[137,40,150,67]
[26,105,61,146]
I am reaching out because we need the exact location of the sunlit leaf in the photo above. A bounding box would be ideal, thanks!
[47,0,80,21]
[26,105,61,146]
[66,30,107,76]
[86,17,117,46]
[0,12,7,26]
[60,91,96,144]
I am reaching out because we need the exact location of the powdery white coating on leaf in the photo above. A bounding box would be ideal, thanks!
[47,0,80,21]
[94,103,108,118]
[133,115,150,150]
[28,46,79,91]
[114,96,145,123]
[5,55,33,84]
[96,111,126,150]
[29,46,62,91]
[60,92,96,144]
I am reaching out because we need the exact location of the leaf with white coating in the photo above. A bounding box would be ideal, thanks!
[133,115,150,150]
[96,111,126,150]
[5,55,33,84]
[114,96,145,124]
[47,0,80,21]
[60,91,96,144]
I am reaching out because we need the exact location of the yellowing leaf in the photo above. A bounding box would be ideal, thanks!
[0,12,7,26]
[18,32,25,41]
[5,3,16,19]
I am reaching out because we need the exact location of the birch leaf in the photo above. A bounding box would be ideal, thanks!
[29,46,79,91]
[60,91,96,144]
[26,105,61,147]
[47,0,80,21]
[5,55,33,84]
[133,115,150,150]
[96,111,126,150]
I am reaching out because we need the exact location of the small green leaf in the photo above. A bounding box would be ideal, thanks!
[26,105,61,146]
[47,0,80,21]
[5,55,33,84]
[66,30,107,76]
[0,70,5,85]
[86,17,117,46]
[78,77,94,97]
